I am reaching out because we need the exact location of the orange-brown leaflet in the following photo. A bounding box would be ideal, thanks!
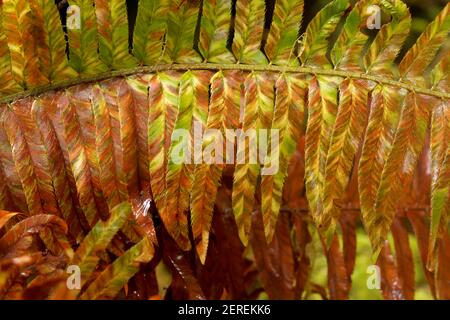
[358,84,404,257]
[164,71,212,251]
[391,217,415,299]
[38,227,63,257]
[0,161,15,212]
[406,143,449,300]
[60,92,100,227]
[406,210,436,298]
[305,75,340,234]
[147,72,179,209]
[0,116,29,214]
[251,210,296,299]
[40,92,90,232]
[12,98,60,217]
[191,70,242,262]
[291,211,311,298]
[146,76,173,198]
[324,234,350,299]
[162,231,206,300]
[339,148,361,282]
[31,99,84,241]
[232,72,274,245]
[91,85,122,213]
[91,83,142,244]
[324,78,369,224]
[1,109,43,216]
[0,17,19,95]
[211,186,249,299]
[68,85,110,220]
[376,242,405,300]
[373,93,432,255]
[0,214,67,253]
[95,0,113,53]
[261,73,306,242]
[127,74,152,197]
[282,138,307,209]
[22,270,67,300]
[101,79,139,205]
[0,210,20,230]
[28,0,51,80]
[339,211,357,281]
[1,0,48,88]
[101,79,156,243]
[13,95,85,245]
[436,233,450,299]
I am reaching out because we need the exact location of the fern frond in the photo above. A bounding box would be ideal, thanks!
[67,0,107,74]
[365,3,449,258]
[126,74,152,196]
[191,70,242,263]
[358,85,404,254]
[305,75,341,240]
[133,0,169,65]
[331,0,370,71]
[95,0,137,69]
[363,0,411,75]
[399,3,450,84]
[301,0,348,240]
[323,79,370,233]
[0,116,28,213]
[2,0,48,88]
[68,85,110,221]
[319,0,386,239]
[71,202,132,288]
[299,0,349,68]
[31,99,84,241]
[80,236,153,299]
[0,214,67,254]
[100,79,139,207]
[199,0,235,63]
[232,71,274,245]
[0,8,19,95]
[265,0,304,66]
[0,210,20,230]
[428,54,450,270]
[261,73,306,242]
[91,85,122,211]
[148,72,189,247]
[60,92,99,227]
[1,109,43,216]
[373,92,432,257]
[12,98,62,217]
[166,0,202,63]
[29,0,77,81]
[165,70,212,251]
[0,0,448,300]
[147,71,179,216]
[233,0,267,64]
[89,84,143,243]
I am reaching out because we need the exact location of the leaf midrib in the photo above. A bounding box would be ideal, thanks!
[1,63,449,105]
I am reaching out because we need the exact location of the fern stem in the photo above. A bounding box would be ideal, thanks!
[1,63,449,104]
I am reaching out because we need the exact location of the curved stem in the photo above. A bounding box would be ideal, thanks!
[1,63,449,104]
